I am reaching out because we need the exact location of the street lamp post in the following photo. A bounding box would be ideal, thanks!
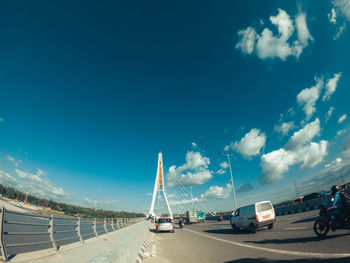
[219,152,237,211]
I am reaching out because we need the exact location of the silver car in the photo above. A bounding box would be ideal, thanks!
[156,218,174,233]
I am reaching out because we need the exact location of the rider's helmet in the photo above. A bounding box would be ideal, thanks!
[331,185,339,195]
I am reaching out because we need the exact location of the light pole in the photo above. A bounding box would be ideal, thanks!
[219,152,237,211]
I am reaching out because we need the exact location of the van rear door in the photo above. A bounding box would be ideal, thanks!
[256,202,274,223]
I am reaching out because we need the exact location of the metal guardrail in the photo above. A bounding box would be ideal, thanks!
[0,206,143,261]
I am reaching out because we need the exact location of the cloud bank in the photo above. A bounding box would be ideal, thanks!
[236,9,313,60]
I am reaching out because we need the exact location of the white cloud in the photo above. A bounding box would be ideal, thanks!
[235,27,257,54]
[326,106,335,122]
[337,129,347,136]
[220,161,229,169]
[335,23,346,40]
[338,114,347,123]
[200,183,232,200]
[83,197,119,208]
[260,140,328,184]
[297,141,328,169]
[260,118,327,184]
[15,169,65,199]
[0,170,17,187]
[334,0,350,21]
[301,154,350,194]
[341,135,350,155]
[169,198,199,206]
[294,12,314,57]
[328,8,337,23]
[329,0,350,39]
[297,78,323,120]
[167,151,212,186]
[216,169,226,175]
[323,73,342,101]
[225,128,266,158]
[6,155,20,167]
[260,149,297,184]
[191,142,198,148]
[146,192,152,196]
[236,9,312,60]
[325,157,342,168]
[274,121,295,136]
[286,118,320,150]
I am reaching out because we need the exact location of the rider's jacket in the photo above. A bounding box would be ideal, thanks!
[328,192,343,209]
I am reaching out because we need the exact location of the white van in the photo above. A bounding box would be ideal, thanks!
[230,201,275,233]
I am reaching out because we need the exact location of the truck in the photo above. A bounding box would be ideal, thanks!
[197,211,206,223]
[186,210,198,223]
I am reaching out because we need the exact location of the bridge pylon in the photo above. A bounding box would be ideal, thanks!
[149,152,173,219]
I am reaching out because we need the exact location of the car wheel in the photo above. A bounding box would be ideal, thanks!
[268,224,274,230]
[249,223,256,234]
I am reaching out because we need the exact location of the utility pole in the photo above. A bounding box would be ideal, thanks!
[190,186,193,210]
[219,153,237,211]
[294,180,299,198]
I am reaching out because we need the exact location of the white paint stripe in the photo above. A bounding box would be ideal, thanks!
[284,227,307,230]
[152,244,156,257]
[184,228,350,259]
[277,217,298,222]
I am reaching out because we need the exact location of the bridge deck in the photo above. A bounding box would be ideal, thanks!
[144,211,350,263]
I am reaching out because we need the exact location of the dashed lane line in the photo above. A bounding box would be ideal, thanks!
[284,227,307,230]
[184,228,350,259]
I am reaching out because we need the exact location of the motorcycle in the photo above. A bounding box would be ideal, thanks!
[313,205,350,237]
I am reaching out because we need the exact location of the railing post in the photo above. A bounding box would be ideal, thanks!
[0,206,8,261]
[49,215,58,251]
[111,218,115,231]
[93,218,98,237]
[104,218,108,234]
[76,217,84,243]
[116,218,120,229]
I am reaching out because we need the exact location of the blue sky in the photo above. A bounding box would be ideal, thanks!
[0,1,350,213]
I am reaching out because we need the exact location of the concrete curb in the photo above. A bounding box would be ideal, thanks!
[135,222,150,263]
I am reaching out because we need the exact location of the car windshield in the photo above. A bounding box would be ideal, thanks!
[257,202,272,212]
[158,218,172,223]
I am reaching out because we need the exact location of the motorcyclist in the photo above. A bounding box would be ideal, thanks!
[179,217,184,228]
[218,213,223,222]
[328,185,343,228]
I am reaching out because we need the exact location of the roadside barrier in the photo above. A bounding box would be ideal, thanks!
[0,206,143,261]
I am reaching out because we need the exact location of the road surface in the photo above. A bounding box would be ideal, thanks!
[144,211,350,263]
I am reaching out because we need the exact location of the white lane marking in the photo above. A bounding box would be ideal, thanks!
[284,227,307,230]
[277,217,298,222]
[184,228,350,258]
[151,243,156,257]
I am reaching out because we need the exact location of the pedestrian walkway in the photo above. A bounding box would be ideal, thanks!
[9,221,149,263]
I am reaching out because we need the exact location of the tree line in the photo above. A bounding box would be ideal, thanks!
[0,183,144,218]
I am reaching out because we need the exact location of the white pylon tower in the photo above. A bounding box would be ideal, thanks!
[149,153,173,219]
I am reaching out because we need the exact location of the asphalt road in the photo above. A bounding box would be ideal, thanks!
[144,211,350,263]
